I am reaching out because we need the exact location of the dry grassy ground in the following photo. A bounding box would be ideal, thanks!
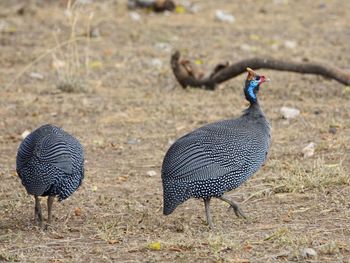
[0,0,349,262]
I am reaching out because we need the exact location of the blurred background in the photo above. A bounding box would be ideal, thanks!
[0,0,349,262]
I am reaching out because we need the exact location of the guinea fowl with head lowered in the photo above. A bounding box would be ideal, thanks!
[16,124,84,226]
[161,68,271,228]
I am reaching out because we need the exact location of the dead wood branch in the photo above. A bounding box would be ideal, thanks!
[128,0,175,12]
[171,51,350,90]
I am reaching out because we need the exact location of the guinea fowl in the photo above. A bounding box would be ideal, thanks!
[16,124,84,226]
[161,68,270,228]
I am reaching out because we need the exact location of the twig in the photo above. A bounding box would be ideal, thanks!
[171,50,350,89]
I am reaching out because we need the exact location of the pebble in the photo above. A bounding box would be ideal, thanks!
[147,170,157,177]
[76,0,93,4]
[0,20,9,31]
[300,248,317,258]
[240,44,252,52]
[280,106,300,119]
[150,58,163,69]
[284,40,297,49]
[29,72,44,80]
[302,142,315,158]
[89,27,100,38]
[155,42,172,53]
[129,11,141,21]
[127,138,141,145]
[328,127,337,134]
[215,10,235,23]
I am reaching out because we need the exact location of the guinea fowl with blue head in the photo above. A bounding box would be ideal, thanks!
[16,124,84,226]
[161,68,271,228]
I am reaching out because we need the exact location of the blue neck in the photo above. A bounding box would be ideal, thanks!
[246,82,258,103]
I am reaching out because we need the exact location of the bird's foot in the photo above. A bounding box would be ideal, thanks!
[34,217,43,227]
[44,223,53,231]
[207,219,215,230]
[229,204,247,219]
[219,196,247,220]
[34,196,43,227]
[204,198,216,230]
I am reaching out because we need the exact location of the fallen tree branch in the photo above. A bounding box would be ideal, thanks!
[171,50,350,90]
[128,0,175,12]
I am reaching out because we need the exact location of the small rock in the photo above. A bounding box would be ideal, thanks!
[127,138,141,145]
[274,0,288,4]
[300,248,317,258]
[215,10,235,23]
[29,72,44,80]
[280,106,300,119]
[0,20,9,31]
[240,44,252,52]
[76,0,93,4]
[93,138,104,146]
[129,11,141,21]
[89,27,100,38]
[302,142,315,158]
[328,127,337,134]
[174,1,200,13]
[284,40,297,49]
[150,58,163,69]
[155,42,172,53]
[179,0,191,8]
[147,170,157,177]
[21,130,31,140]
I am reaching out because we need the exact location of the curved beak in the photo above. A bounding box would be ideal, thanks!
[259,76,270,84]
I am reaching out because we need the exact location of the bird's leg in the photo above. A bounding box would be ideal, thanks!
[219,196,247,219]
[204,198,215,229]
[47,196,54,225]
[34,196,43,226]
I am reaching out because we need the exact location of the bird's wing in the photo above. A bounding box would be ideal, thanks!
[201,123,267,169]
[162,127,242,181]
[162,119,268,182]
[37,133,73,174]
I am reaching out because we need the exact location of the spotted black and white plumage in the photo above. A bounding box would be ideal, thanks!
[161,68,271,227]
[16,124,84,202]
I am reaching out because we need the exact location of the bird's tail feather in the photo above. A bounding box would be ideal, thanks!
[163,180,191,215]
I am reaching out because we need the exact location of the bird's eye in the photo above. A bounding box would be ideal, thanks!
[254,76,260,81]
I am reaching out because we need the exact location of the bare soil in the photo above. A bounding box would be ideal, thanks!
[0,1,349,262]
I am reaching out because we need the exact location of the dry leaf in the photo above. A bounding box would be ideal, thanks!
[108,239,119,245]
[74,207,82,216]
[175,6,185,14]
[90,61,102,69]
[148,241,161,251]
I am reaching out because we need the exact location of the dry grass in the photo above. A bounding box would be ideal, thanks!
[0,0,350,262]
[267,158,350,194]
[52,0,92,93]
